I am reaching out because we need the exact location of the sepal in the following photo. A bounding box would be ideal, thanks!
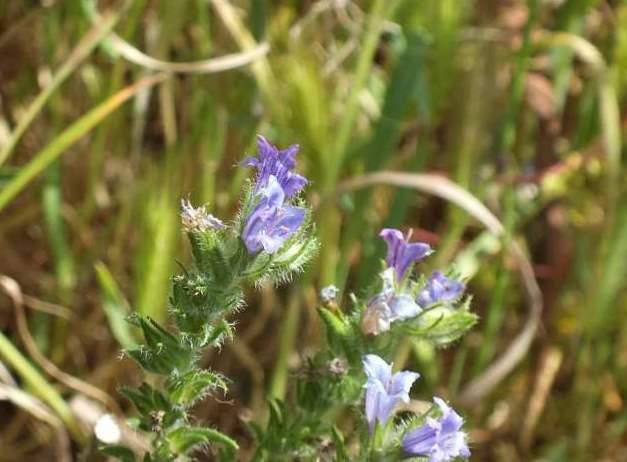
[187,229,231,285]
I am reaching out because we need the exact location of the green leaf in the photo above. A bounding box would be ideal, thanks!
[100,445,136,462]
[167,426,238,454]
[318,307,351,352]
[126,316,193,374]
[119,383,169,416]
[168,370,228,407]
[120,383,184,433]
[331,426,349,461]
[407,303,479,346]
[95,262,137,349]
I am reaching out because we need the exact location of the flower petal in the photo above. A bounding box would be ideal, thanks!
[389,294,422,321]
[389,370,420,401]
[362,354,392,384]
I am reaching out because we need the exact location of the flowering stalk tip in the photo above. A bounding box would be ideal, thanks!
[242,135,307,198]
[380,228,432,282]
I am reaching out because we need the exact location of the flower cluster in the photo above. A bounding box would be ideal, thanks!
[241,136,307,255]
[362,355,470,461]
[355,228,473,460]
[110,135,475,462]
[362,228,466,335]
[242,135,307,198]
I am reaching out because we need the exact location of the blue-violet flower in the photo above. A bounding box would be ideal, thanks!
[417,271,465,307]
[402,397,470,462]
[380,228,432,282]
[242,175,305,254]
[242,135,307,198]
[362,268,421,335]
[362,354,420,433]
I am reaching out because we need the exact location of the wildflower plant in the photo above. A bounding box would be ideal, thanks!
[104,136,477,462]
[252,227,477,461]
[102,136,317,461]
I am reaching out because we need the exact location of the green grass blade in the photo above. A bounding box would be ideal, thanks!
[0,331,85,442]
[0,74,167,213]
[0,11,120,166]
[94,261,137,349]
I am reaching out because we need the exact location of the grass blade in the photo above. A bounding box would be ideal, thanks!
[94,261,137,349]
[0,73,168,213]
[0,11,120,166]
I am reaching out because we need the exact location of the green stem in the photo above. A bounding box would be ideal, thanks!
[269,289,300,400]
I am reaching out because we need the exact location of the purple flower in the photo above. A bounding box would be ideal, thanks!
[362,269,422,335]
[402,397,470,462]
[362,354,420,433]
[380,229,432,281]
[417,271,465,307]
[242,176,305,254]
[242,135,308,198]
[180,199,225,232]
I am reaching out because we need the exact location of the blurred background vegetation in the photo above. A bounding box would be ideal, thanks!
[0,0,626,460]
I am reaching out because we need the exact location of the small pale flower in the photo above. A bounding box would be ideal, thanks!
[242,135,308,198]
[362,354,420,433]
[380,228,432,281]
[328,357,348,376]
[180,199,225,232]
[242,175,305,254]
[361,268,421,335]
[320,285,340,304]
[417,271,465,307]
[402,397,470,462]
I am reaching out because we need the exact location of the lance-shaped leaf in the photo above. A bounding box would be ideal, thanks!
[167,370,228,407]
[167,426,239,454]
[318,307,352,353]
[120,383,184,431]
[405,298,478,346]
[125,316,193,374]
[100,445,136,462]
